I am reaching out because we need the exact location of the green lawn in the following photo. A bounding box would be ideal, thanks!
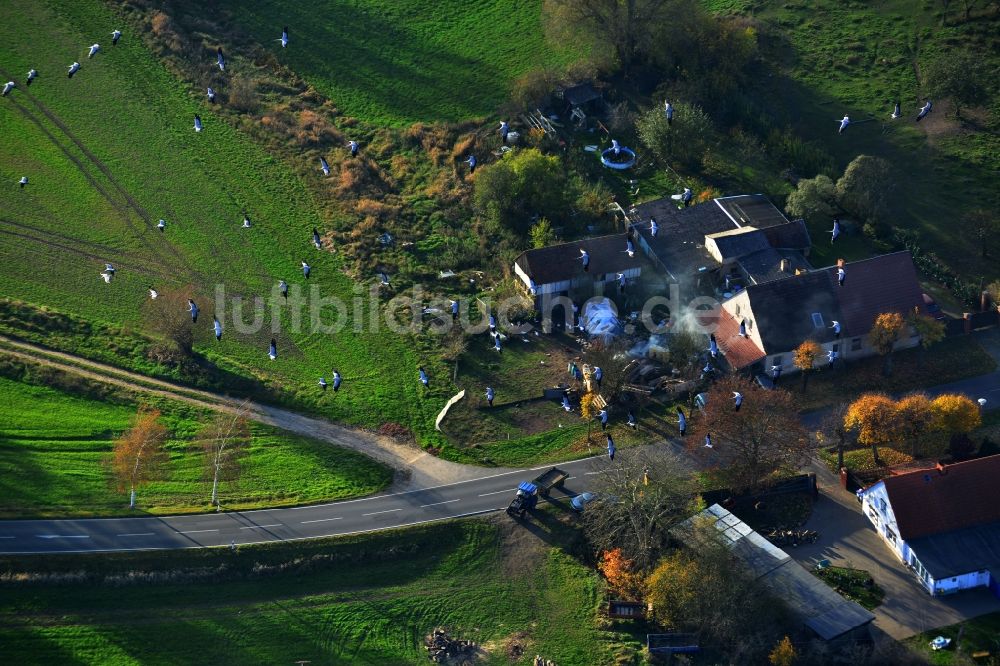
[814,566,885,610]
[0,374,391,517]
[0,0,449,444]
[214,0,579,126]
[0,519,608,665]
[907,611,1000,665]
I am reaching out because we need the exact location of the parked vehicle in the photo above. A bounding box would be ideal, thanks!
[506,467,568,519]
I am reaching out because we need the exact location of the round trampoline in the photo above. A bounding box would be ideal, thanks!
[600,146,636,170]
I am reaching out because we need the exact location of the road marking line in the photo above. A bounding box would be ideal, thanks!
[566,476,577,480]
[478,488,516,497]
[300,517,343,524]
[177,529,219,534]
[37,535,90,539]
[362,508,402,517]
[584,471,606,475]
[117,532,155,537]
[240,524,282,530]
[419,499,460,508]
[0,536,15,539]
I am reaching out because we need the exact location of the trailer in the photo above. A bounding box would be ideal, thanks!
[505,467,568,518]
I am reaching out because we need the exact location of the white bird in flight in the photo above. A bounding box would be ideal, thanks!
[187,299,199,323]
[100,263,115,283]
[379,272,390,287]
[277,26,288,48]
[18,176,28,188]
[890,101,900,120]
[837,115,850,134]
[241,214,251,228]
[320,157,330,176]
[26,69,37,85]
[157,219,166,232]
[88,44,100,58]
[148,286,158,300]
[213,317,222,341]
[207,87,216,103]
[67,62,80,78]
[301,261,311,279]
[625,238,635,257]
[2,81,14,96]
[312,228,322,250]
[216,47,226,72]
[194,114,203,132]
[916,100,932,122]
[111,30,122,46]
[268,339,277,361]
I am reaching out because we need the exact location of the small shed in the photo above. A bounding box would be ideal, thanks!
[562,82,601,110]
[608,600,646,619]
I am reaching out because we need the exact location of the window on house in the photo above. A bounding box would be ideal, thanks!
[886,529,897,545]
[851,337,862,352]
[735,304,741,316]
[811,312,824,328]
[878,498,886,513]
[747,319,753,330]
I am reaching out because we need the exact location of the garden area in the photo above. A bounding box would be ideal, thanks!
[907,612,1000,665]
[813,565,884,611]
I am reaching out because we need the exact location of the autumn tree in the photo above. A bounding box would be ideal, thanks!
[692,377,808,494]
[581,450,698,569]
[793,339,822,392]
[580,391,600,443]
[108,406,169,509]
[930,394,982,436]
[896,393,935,459]
[844,393,900,467]
[769,636,798,666]
[597,548,644,600]
[584,340,633,402]
[199,406,252,510]
[907,311,946,369]
[869,312,905,377]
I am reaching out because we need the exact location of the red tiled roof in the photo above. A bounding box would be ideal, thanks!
[825,251,925,337]
[716,309,766,369]
[883,454,1000,540]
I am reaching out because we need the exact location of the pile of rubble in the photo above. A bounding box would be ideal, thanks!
[424,627,478,664]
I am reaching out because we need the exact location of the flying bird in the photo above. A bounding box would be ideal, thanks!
[277,26,289,48]
[418,367,429,387]
[649,217,658,237]
[217,47,226,72]
[103,263,116,276]
[348,140,359,157]
[580,248,590,271]
[499,121,509,142]
[67,62,80,78]
[318,377,327,391]
[312,228,322,250]
[733,391,743,411]
[100,264,115,283]
[148,286,158,300]
[627,411,637,430]
[528,278,537,296]
[486,386,495,406]
[837,115,850,134]
[207,87,216,103]
[617,273,626,290]
[279,279,288,299]
[606,435,615,461]
[157,219,166,232]
[611,139,621,155]
[332,370,342,392]
[87,44,100,58]
[187,299,199,323]
[837,267,846,286]
[26,69,37,85]
[739,320,747,338]
[830,320,841,337]
[378,271,390,287]
[241,214,251,228]
[708,333,719,358]
[18,176,28,188]
[826,349,838,367]
[301,261,311,279]
[2,81,14,96]
[111,29,122,45]
[268,339,277,361]
[704,433,713,449]
[625,238,635,257]
[194,114,203,132]
[916,100,932,122]
[213,316,222,341]
[890,101,900,120]
[562,395,572,412]
[320,156,330,176]
[465,155,477,173]
[830,218,841,243]
[488,313,497,332]
[493,335,502,354]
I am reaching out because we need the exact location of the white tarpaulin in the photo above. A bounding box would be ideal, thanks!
[582,298,622,340]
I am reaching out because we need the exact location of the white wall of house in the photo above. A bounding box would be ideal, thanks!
[514,262,640,300]
[720,291,765,352]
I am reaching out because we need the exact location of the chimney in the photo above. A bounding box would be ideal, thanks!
[836,258,845,268]
[780,258,790,273]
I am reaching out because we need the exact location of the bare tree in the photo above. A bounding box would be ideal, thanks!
[108,406,169,509]
[581,449,698,570]
[692,376,809,494]
[143,286,196,361]
[198,404,252,510]
[816,403,852,472]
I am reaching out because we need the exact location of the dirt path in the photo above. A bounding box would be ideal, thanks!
[0,335,508,491]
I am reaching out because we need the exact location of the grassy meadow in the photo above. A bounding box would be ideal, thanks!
[0,374,391,517]
[0,519,610,665]
[213,0,579,126]
[0,0,452,444]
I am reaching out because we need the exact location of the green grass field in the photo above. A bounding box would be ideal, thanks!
[215,0,578,126]
[0,519,607,665]
[0,0,451,444]
[907,611,1000,665]
[0,374,391,517]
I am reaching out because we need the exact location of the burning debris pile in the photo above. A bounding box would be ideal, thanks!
[424,627,479,664]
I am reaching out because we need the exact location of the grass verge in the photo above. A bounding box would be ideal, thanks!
[906,611,1000,665]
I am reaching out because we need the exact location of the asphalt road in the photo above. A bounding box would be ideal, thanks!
[0,456,609,555]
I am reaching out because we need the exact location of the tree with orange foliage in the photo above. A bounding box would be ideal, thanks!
[907,311,946,369]
[579,391,600,443]
[769,636,798,666]
[895,393,934,459]
[931,394,982,435]
[869,312,905,377]
[844,393,900,467]
[793,339,822,392]
[597,548,645,601]
[108,406,169,509]
[691,376,808,493]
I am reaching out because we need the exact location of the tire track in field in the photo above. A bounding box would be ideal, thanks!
[0,66,202,284]
[0,227,158,277]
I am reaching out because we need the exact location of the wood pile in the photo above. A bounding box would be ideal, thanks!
[424,627,478,664]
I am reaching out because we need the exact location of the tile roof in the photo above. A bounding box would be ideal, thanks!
[905,521,1000,579]
[738,271,841,353]
[708,228,772,260]
[883,454,1000,540]
[738,248,812,286]
[715,309,766,369]
[823,251,926,337]
[762,219,812,250]
[514,234,642,286]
